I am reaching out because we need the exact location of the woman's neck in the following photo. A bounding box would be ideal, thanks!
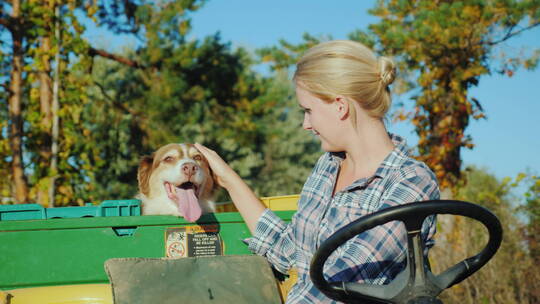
[342,119,394,180]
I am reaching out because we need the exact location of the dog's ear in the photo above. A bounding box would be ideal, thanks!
[207,165,220,197]
[137,155,153,196]
[209,166,218,187]
[198,161,218,201]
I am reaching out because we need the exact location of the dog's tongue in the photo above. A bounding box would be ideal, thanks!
[175,188,202,222]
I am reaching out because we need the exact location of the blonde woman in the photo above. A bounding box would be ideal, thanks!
[195,40,439,303]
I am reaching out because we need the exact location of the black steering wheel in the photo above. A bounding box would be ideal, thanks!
[309,200,503,304]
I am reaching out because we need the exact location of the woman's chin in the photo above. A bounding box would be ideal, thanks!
[320,141,339,152]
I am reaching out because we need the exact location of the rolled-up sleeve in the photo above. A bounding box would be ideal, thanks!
[247,209,297,274]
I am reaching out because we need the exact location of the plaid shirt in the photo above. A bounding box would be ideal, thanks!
[247,134,439,303]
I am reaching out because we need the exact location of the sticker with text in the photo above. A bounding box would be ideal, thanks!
[165,225,223,258]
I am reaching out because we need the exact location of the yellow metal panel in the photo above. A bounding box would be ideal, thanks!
[260,194,300,211]
[276,268,298,302]
[215,194,299,213]
[2,284,112,304]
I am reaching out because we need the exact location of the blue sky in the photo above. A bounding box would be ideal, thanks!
[87,0,540,182]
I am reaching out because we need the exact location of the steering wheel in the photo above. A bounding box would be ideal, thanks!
[309,200,503,304]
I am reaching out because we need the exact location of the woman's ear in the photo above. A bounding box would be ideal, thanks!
[333,95,349,120]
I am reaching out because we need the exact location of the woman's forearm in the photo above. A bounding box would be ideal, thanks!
[223,171,266,233]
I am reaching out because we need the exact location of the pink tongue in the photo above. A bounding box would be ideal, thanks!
[174,188,202,222]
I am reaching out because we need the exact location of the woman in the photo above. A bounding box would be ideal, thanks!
[195,40,439,303]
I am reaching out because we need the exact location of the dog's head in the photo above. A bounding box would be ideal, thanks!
[137,143,217,221]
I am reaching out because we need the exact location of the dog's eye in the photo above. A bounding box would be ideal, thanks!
[164,156,174,162]
[193,155,203,161]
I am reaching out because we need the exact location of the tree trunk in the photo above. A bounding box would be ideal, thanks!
[40,36,53,129]
[37,1,54,206]
[49,3,61,208]
[8,0,29,203]
[418,91,469,190]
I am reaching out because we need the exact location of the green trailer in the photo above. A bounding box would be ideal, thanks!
[0,196,299,304]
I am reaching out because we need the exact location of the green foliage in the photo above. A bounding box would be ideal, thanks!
[233,71,321,197]
[516,173,540,288]
[73,0,322,202]
[256,33,327,72]
[456,166,516,208]
[86,37,320,202]
[522,174,540,223]
[0,0,99,205]
[256,1,540,191]
[0,0,322,204]
[1,0,259,204]
[367,0,540,189]
[430,167,540,303]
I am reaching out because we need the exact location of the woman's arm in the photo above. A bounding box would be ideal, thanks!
[194,143,266,233]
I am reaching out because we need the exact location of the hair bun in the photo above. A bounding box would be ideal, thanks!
[378,56,396,87]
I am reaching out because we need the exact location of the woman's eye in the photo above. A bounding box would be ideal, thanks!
[193,155,202,161]
[164,156,174,162]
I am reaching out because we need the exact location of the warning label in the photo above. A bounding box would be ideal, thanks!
[165,225,222,258]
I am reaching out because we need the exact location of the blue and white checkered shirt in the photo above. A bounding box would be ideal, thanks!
[248,134,439,303]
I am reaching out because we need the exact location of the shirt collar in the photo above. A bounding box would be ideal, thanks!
[328,133,411,190]
[374,133,410,178]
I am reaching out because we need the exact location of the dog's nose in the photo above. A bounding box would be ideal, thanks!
[182,163,197,177]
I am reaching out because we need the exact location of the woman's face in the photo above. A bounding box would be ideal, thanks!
[296,86,342,151]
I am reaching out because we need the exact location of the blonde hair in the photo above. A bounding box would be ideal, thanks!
[293,40,396,121]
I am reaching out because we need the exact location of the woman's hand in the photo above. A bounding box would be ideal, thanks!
[195,143,266,233]
[194,143,240,190]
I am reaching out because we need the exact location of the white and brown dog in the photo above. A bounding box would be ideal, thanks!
[137,143,217,221]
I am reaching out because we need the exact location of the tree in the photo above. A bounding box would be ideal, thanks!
[518,173,540,302]
[0,0,208,204]
[86,35,320,202]
[1,0,320,206]
[1,0,29,203]
[258,1,540,191]
[522,175,540,258]
[429,166,540,303]
[242,71,321,197]
[367,0,540,189]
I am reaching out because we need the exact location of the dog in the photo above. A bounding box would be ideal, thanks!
[136,143,218,221]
